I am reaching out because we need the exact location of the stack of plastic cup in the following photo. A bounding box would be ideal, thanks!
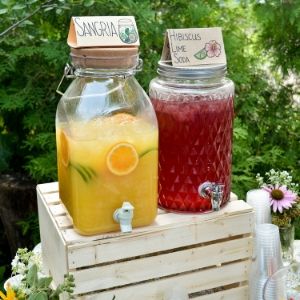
[263,262,300,300]
[263,266,287,300]
[251,224,283,300]
[295,240,300,263]
[256,224,283,272]
[247,189,272,300]
[246,189,271,225]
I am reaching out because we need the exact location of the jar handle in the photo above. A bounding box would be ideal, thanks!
[56,63,76,96]
[136,58,143,72]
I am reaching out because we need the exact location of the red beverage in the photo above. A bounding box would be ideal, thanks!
[151,95,234,212]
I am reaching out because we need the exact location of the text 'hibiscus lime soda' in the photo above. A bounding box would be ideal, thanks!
[150,28,234,213]
[56,16,158,235]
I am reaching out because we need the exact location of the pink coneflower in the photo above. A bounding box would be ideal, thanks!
[263,185,297,213]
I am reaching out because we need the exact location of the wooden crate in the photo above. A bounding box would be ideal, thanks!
[37,182,254,300]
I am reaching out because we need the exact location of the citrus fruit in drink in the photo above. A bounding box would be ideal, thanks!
[106,142,139,176]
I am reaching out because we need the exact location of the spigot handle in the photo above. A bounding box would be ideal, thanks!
[121,202,134,212]
[198,182,224,211]
[198,181,213,198]
[113,201,134,233]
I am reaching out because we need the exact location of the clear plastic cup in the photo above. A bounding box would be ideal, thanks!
[294,240,300,263]
[252,276,268,300]
[250,224,283,300]
[263,262,300,300]
[255,224,283,275]
[246,189,271,225]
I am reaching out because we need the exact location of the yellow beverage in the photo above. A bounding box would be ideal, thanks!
[56,113,158,235]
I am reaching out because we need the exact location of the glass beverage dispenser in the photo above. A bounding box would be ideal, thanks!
[56,47,158,235]
[149,62,234,213]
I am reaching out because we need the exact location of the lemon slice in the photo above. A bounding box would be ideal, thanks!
[106,142,139,176]
[60,130,69,167]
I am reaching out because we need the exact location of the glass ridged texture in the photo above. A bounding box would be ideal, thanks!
[56,65,158,235]
[149,63,234,213]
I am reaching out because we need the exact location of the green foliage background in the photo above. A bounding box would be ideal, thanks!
[0,0,299,271]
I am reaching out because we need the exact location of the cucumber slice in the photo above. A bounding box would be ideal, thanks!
[139,147,158,158]
[69,162,97,183]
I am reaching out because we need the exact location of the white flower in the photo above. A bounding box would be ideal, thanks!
[23,287,33,295]
[16,262,27,275]
[4,274,23,291]
[257,170,299,194]
[28,253,42,270]
[11,255,19,269]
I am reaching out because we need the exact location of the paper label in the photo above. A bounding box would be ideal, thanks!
[161,27,226,67]
[67,16,140,48]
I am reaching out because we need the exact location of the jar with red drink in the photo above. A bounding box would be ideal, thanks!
[149,62,234,213]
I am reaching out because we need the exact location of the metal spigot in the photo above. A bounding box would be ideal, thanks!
[198,182,225,211]
[113,201,134,233]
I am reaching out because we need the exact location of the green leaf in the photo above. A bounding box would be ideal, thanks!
[84,0,94,7]
[37,276,53,288]
[23,20,34,26]
[12,4,26,10]
[25,152,58,183]
[44,6,55,12]
[28,292,48,300]
[26,264,38,287]
[194,48,207,60]
[60,5,71,10]
[0,8,8,14]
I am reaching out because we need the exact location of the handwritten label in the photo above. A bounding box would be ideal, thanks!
[67,16,140,48]
[161,28,226,67]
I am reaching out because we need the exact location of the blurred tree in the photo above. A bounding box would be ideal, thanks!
[0,0,299,231]
[253,0,300,75]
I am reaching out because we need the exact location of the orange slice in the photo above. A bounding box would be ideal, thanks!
[60,130,69,167]
[106,142,139,176]
[110,113,136,124]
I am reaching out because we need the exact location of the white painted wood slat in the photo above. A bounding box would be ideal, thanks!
[55,215,73,229]
[77,261,250,299]
[49,203,67,216]
[71,237,252,294]
[37,182,58,194]
[37,187,68,285]
[68,212,253,268]
[192,285,248,300]
[60,200,253,245]
[43,192,60,204]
